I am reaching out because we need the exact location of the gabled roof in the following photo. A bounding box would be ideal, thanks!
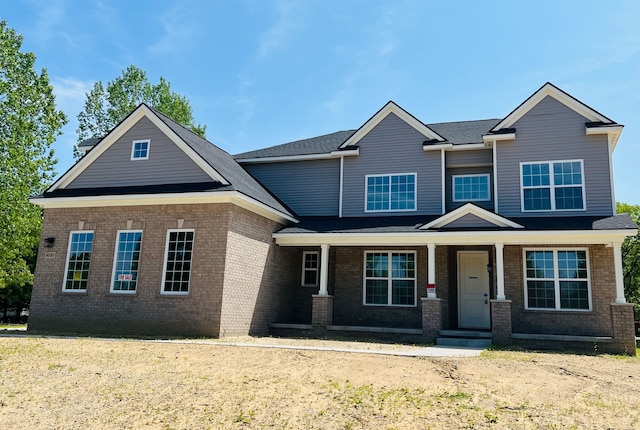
[419,203,524,230]
[43,104,295,220]
[489,82,616,132]
[339,101,446,148]
[234,130,356,160]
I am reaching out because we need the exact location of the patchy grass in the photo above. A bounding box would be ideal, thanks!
[0,337,638,429]
[0,323,27,330]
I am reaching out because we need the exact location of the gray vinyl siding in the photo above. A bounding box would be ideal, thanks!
[445,213,497,228]
[67,117,211,189]
[342,113,442,216]
[446,149,492,167]
[243,159,340,216]
[446,166,494,211]
[496,96,613,217]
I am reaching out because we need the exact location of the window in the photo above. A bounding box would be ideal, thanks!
[521,160,584,211]
[131,139,150,160]
[365,173,416,212]
[161,230,194,294]
[301,251,319,287]
[524,249,591,311]
[63,231,94,291]
[111,231,143,294]
[364,251,416,306]
[452,174,490,202]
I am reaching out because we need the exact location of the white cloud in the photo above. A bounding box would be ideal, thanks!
[256,1,301,60]
[147,5,200,56]
[51,77,93,116]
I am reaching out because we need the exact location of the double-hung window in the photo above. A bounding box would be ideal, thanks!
[63,231,94,292]
[162,230,195,294]
[301,251,319,287]
[364,251,416,306]
[366,173,416,212]
[111,230,143,294]
[524,249,591,311]
[521,160,584,211]
[131,139,150,160]
[452,174,490,202]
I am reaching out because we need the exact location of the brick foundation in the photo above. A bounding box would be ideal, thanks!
[491,300,512,346]
[311,295,334,332]
[609,303,636,356]
[421,297,442,342]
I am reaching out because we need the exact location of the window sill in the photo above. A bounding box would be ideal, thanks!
[523,308,592,314]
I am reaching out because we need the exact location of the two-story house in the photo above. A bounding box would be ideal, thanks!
[29,83,638,354]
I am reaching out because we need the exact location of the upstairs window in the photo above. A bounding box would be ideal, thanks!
[365,173,416,212]
[521,160,584,211]
[301,251,319,287]
[452,174,490,202]
[131,140,150,160]
[63,231,94,292]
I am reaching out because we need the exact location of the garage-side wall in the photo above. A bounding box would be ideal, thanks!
[504,244,616,337]
[29,204,233,336]
[219,206,298,336]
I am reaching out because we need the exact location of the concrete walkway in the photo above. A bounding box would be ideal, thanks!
[0,330,485,357]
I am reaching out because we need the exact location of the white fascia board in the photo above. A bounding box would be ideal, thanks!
[273,229,636,247]
[482,133,516,143]
[423,143,453,151]
[492,83,612,131]
[30,191,297,224]
[50,105,228,191]
[339,101,445,149]
[419,203,524,229]
[236,148,359,164]
[447,143,488,151]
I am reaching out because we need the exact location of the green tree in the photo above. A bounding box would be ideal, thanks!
[74,65,205,158]
[617,202,640,320]
[0,21,67,298]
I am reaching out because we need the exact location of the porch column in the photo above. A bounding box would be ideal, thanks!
[612,241,626,304]
[495,243,506,300]
[312,243,333,332]
[427,243,437,298]
[318,243,330,296]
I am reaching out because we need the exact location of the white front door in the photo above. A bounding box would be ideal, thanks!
[458,251,491,329]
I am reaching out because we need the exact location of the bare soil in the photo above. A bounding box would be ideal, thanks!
[0,336,638,429]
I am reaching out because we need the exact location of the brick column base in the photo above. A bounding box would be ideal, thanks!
[491,300,512,346]
[610,303,636,356]
[312,295,334,333]
[421,297,442,342]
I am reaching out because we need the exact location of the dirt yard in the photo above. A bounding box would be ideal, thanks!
[0,336,638,429]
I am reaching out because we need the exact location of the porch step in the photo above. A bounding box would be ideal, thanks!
[436,330,492,348]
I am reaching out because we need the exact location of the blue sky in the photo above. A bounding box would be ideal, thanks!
[2,0,640,204]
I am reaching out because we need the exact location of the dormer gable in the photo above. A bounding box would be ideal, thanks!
[485,82,623,149]
[49,104,229,192]
[419,203,524,230]
[339,101,446,149]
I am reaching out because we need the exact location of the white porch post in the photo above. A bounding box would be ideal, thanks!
[613,241,626,304]
[427,243,437,298]
[319,243,330,296]
[495,243,506,300]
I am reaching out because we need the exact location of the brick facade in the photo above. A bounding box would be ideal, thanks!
[29,203,298,337]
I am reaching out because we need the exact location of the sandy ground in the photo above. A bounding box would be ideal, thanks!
[0,336,638,429]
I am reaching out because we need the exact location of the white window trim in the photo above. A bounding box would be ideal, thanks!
[362,250,417,307]
[131,139,150,160]
[523,248,592,312]
[62,230,94,293]
[364,172,418,213]
[519,159,586,212]
[452,173,491,202]
[301,251,319,287]
[160,229,195,296]
[110,230,143,294]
